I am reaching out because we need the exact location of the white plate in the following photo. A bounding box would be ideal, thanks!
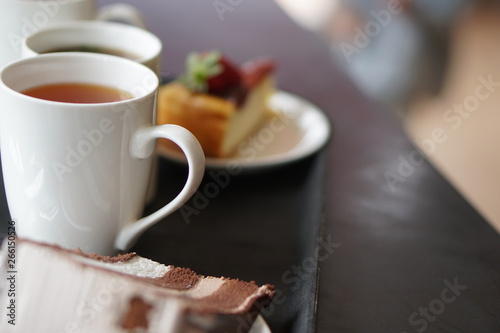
[249,315,272,333]
[157,91,331,171]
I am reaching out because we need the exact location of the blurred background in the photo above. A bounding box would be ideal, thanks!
[275,0,500,233]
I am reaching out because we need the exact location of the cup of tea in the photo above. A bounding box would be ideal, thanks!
[22,20,162,74]
[0,53,205,255]
[0,0,145,68]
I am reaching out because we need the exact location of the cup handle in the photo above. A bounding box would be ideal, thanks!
[96,3,147,29]
[115,124,205,251]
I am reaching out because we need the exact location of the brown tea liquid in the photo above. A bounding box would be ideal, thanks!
[22,83,133,103]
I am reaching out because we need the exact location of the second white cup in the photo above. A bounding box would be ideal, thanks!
[22,20,162,73]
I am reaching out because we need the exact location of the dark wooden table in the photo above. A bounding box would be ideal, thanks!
[1,1,499,332]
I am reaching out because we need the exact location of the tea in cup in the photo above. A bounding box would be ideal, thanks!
[0,53,205,255]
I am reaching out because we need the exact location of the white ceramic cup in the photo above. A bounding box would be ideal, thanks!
[0,0,145,69]
[21,20,162,74]
[0,53,205,255]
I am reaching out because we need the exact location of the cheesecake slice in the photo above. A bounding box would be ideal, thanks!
[0,239,274,332]
[156,51,276,158]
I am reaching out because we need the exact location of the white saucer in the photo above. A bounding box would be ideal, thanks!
[157,90,331,171]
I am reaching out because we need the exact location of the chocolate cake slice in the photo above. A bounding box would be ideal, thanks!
[0,239,274,332]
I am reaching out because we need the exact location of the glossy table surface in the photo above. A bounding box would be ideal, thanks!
[1,1,499,332]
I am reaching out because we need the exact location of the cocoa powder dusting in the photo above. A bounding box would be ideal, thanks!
[146,267,200,290]
[75,249,137,263]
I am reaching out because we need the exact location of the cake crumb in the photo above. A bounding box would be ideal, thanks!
[121,296,153,331]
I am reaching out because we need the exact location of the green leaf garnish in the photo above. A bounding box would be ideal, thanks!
[178,51,223,93]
